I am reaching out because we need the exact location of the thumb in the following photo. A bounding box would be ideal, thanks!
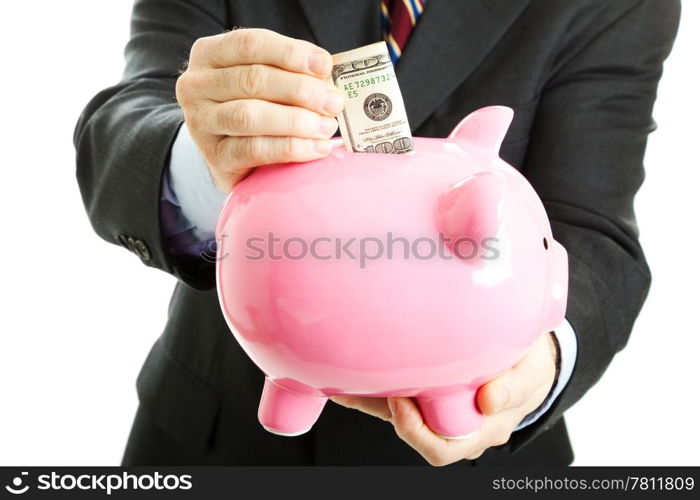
[478,332,557,414]
[477,364,534,415]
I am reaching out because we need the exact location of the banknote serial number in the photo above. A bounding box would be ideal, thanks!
[343,74,394,98]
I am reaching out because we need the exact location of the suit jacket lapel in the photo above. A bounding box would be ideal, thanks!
[397,0,532,132]
[300,0,532,133]
[298,0,381,54]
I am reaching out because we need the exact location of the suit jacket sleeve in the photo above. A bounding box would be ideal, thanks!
[509,0,680,453]
[73,0,229,289]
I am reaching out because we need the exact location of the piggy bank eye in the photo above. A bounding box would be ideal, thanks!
[543,237,549,250]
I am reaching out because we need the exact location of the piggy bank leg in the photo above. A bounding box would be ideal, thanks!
[257,378,328,436]
[415,387,482,439]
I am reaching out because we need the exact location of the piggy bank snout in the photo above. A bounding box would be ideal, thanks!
[543,239,569,332]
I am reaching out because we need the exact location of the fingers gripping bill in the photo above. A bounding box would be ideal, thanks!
[331,42,414,154]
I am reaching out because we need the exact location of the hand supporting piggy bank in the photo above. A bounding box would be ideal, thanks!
[215,106,568,439]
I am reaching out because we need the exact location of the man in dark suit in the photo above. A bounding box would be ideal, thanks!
[74,0,679,465]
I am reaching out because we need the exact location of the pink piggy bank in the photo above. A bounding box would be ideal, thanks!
[215,106,568,439]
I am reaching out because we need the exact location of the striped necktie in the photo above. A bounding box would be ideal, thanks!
[381,0,425,64]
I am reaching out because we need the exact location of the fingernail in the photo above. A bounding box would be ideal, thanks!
[319,117,338,137]
[308,52,331,75]
[493,386,509,412]
[387,397,397,416]
[323,90,345,115]
[314,139,332,155]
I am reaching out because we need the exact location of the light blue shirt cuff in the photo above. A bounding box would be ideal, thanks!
[514,318,577,431]
[168,122,227,241]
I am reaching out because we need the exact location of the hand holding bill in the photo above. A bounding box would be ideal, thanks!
[175,28,344,192]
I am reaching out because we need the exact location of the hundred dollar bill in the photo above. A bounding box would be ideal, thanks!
[331,41,413,154]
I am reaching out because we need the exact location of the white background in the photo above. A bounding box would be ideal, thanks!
[0,1,698,466]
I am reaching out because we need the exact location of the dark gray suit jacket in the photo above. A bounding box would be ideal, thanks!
[74,0,679,465]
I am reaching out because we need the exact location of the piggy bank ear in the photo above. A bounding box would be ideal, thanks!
[448,106,514,155]
[437,171,505,260]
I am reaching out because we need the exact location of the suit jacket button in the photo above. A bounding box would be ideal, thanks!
[132,239,152,261]
[117,234,132,250]
[118,234,151,261]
